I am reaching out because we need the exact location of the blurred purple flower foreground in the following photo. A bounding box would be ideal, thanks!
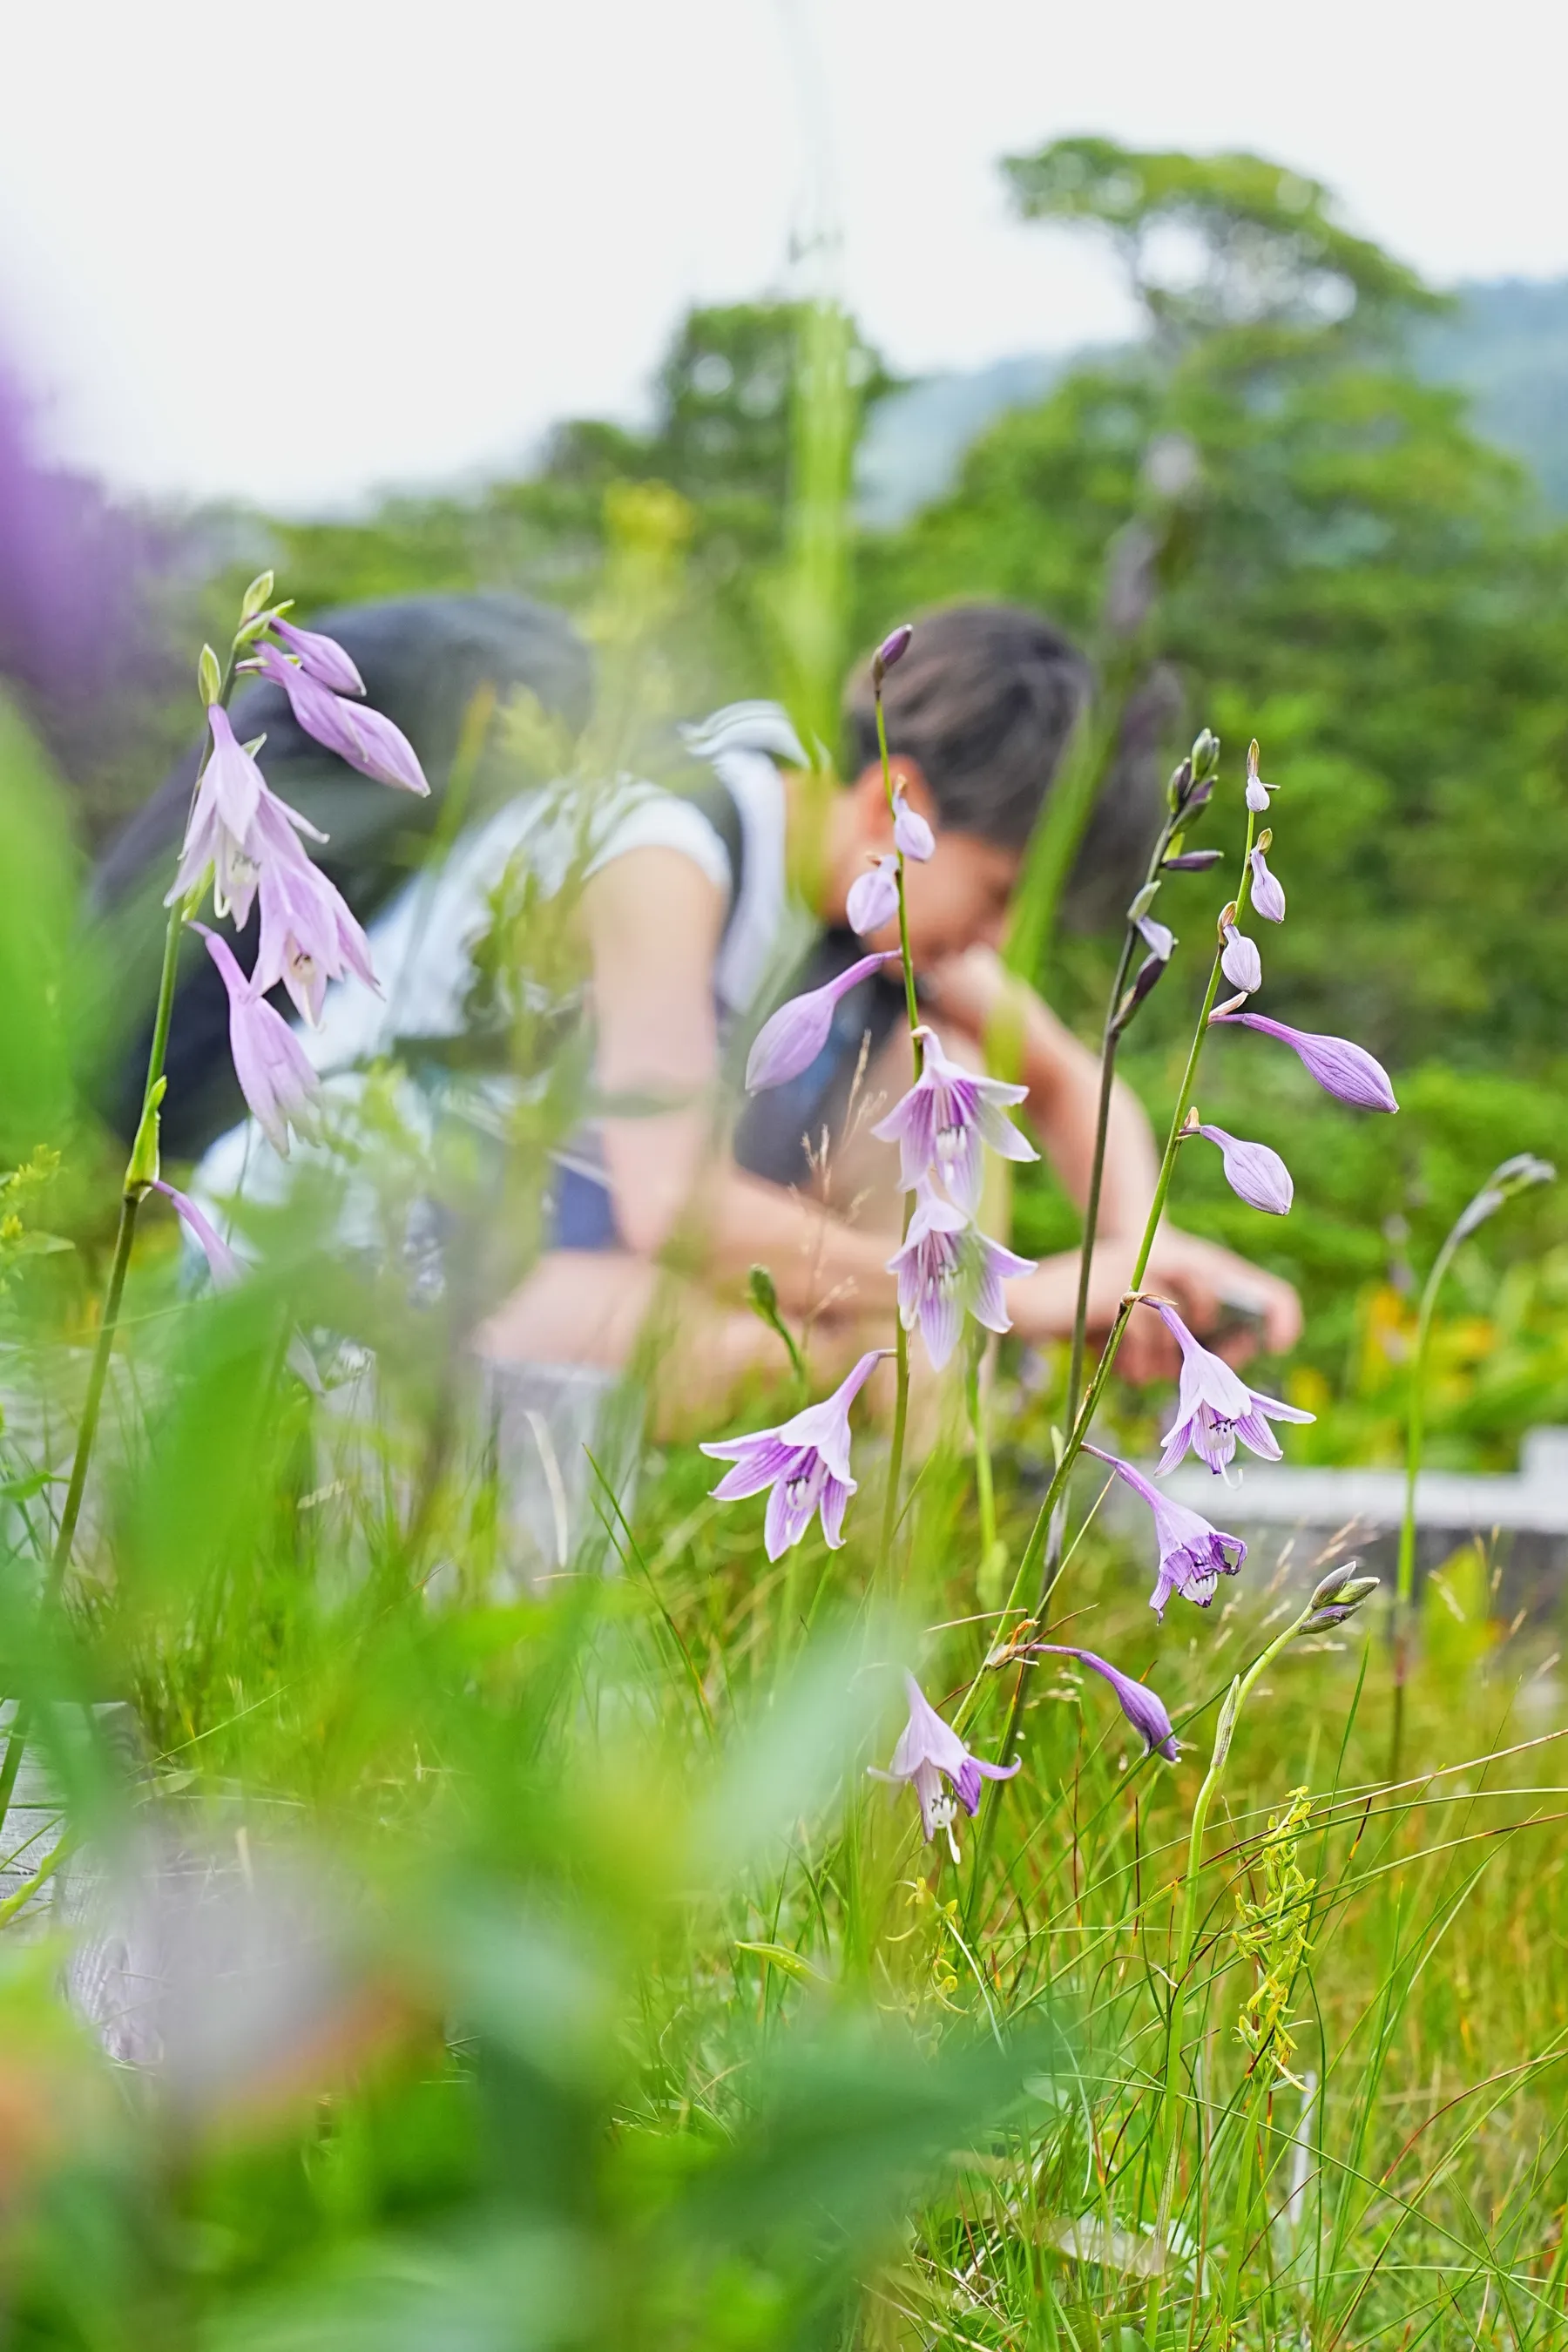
[745,952,896,1093]
[868,1672,1018,1860]
[701,1348,887,1558]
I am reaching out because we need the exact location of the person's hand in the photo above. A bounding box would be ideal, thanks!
[1136,1226,1302,1365]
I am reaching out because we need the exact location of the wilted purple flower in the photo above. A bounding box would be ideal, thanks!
[1220,922,1261,995]
[254,645,429,796]
[1081,1443,1247,1618]
[872,1023,1036,1211]
[745,951,896,1092]
[892,787,934,862]
[1210,1011,1398,1112]
[1137,913,1175,961]
[1245,740,1275,814]
[1146,1299,1314,1474]
[846,855,901,938]
[196,925,321,1158]
[868,1672,1019,1860]
[1194,1122,1294,1215]
[268,617,365,697]
[871,622,913,682]
[152,1179,240,1289]
[700,1348,887,1558]
[888,1179,1035,1371]
[255,833,378,1025]
[1248,844,1286,923]
[1018,1645,1179,1761]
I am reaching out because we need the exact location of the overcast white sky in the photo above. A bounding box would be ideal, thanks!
[2,0,1563,512]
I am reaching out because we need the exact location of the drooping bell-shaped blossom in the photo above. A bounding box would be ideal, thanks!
[868,1672,1019,1861]
[1244,740,1275,814]
[1220,923,1261,995]
[1210,1011,1398,1113]
[1081,1443,1247,1619]
[152,1179,240,1289]
[196,925,321,1158]
[872,1024,1036,1212]
[887,1179,1035,1372]
[166,706,263,914]
[254,644,429,796]
[1146,1299,1315,1475]
[167,735,328,928]
[1016,1645,1179,1761]
[1247,844,1286,923]
[745,951,896,1092]
[700,1348,887,1558]
[254,830,379,1025]
[891,788,934,862]
[268,616,365,697]
[1194,1122,1294,1214]
[846,855,901,938]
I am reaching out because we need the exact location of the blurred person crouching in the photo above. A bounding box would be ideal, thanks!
[95,596,1300,1568]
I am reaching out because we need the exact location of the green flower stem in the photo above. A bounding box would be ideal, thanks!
[875,684,923,1583]
[1142,1598,1311,2342]
[1389,1228,1458,1781]
[961,792,1260,1930]
[0,634,246,1844]
[1044,803,1187,1611]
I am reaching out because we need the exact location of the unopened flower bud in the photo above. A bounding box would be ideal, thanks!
[1302,1565,1379,1629]
[198,644,222,706]
[1166,756,1193,814]
[1127,881,1161,923]
[1164,847,1223,872]
[1190,727,1220,781]
[1309,1559,1364,1611]
[871,623,913,686]
[240,570,276,623]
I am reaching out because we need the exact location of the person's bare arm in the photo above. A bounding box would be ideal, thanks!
[584,850,896,1317]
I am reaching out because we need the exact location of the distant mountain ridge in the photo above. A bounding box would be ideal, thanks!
[857,278,1568,525]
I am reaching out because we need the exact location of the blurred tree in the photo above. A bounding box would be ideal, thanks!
[860,138,1568,1084]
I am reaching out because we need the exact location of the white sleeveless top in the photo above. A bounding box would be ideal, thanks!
[190,702,806,1231]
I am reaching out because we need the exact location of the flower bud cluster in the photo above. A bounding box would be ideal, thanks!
[1300,1562,1380,1632]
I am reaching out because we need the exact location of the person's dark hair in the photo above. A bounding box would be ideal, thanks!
[843,604,1092,851]
[842,599,1179,925]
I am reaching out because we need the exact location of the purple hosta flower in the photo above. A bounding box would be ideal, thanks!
[891,787,934,862]
[846,854,901,938]
[1082,1443,1247,1619]
[873,1024,1036,1212]
[167,721,328,927]
[1146,1299,1314,1475]
[1210,1011,1398,1113]
[1247,844,1286,923]
[152,1179,240,1289]
[255,833,378,1025]
[196,926,321,1157]
[254,644,429,796]
[887,1179,1035,1372]
[1137,913,1175,962]
[868,1673,1019,1861]
[1194,1122,1294,1215]
[1245,740,1275,814]
[872,622,914,682]
[1021,1645,1179,1761]
[700,1348,886,1558]
[1220,922,1261,995]
[167,706,262,913]
[745,951,896,1092]
[268,616,365,697]
[1163,848,1224,873]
